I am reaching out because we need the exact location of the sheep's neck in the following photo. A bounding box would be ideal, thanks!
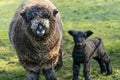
[32,26,60,52]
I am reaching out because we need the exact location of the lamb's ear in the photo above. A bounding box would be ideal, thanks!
[68,30,75,36]
[53,9,58,16]
[85,30,93,38]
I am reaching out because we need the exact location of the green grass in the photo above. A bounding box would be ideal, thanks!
[0,0,120,80]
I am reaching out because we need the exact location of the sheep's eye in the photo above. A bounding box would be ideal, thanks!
[27,15,34,20]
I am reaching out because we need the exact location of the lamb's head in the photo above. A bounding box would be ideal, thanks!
[68,30,93,46]
[20,5,58,36]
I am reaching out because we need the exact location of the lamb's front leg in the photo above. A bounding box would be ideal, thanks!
[72,60,80,80]
[83,61,91,80]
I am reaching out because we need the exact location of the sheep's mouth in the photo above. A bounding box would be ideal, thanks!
[36,24,45,36]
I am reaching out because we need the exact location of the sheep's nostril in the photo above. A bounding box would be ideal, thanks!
[76,43,83,46]
[80,43,83,46]
[36,25,45,36]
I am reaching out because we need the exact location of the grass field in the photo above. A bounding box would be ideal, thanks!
[0,0,120,80]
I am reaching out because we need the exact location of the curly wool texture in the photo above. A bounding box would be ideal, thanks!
[9,0,62,72]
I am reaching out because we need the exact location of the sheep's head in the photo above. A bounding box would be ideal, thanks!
[68,30,93,46]
[20,5,58,36]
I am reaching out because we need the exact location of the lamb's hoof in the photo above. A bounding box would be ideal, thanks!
[100,70,106,74]
[106,72,112,75]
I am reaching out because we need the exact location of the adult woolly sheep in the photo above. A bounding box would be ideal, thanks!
[9,0,62,80]
[68,30,112,80]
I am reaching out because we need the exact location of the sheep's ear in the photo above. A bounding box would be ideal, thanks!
[53,9,58,16]
[20,11,27,21]
[68,30,75,36]
[85,30,93,38]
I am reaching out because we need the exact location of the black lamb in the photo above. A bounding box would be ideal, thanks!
[68,30,112,80]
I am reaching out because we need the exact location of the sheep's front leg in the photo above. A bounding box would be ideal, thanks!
[27,71,39,80]
[54,46,63,70]
[83,61,91,80]
[42,68,56,80]
[72,61,80,80]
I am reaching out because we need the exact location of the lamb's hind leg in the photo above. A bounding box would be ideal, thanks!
[94,57,106,74]
[42,68,56,80]
[102,53,112,75]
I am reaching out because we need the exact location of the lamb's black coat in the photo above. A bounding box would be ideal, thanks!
[68,30,112,80]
